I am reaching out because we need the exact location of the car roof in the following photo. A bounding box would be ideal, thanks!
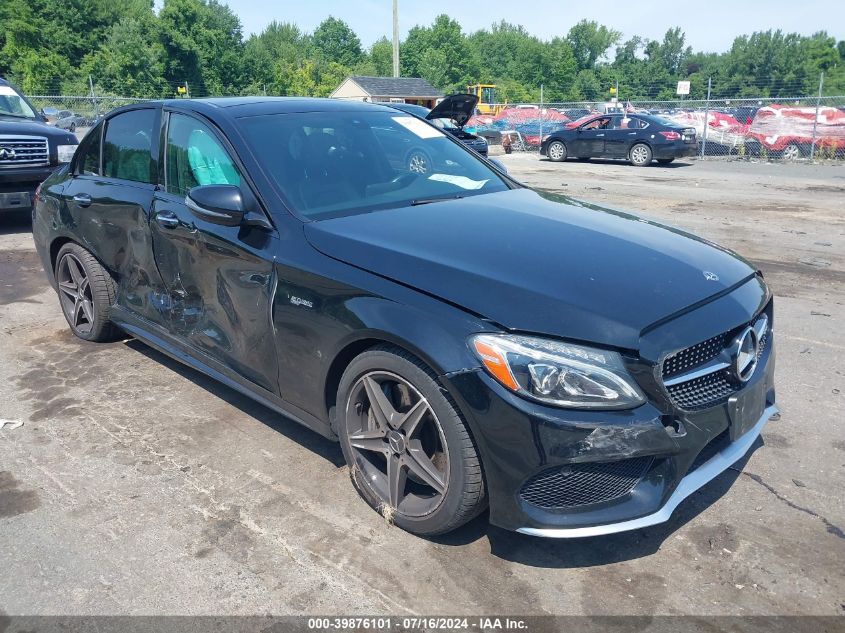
[108,97,399,120]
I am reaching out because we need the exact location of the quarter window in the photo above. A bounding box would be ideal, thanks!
[165,113,240,197]
[102,109,155,183]
[76,125,102,176]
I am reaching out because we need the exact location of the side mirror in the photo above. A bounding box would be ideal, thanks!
[489,158,508,174]
[186,185,245,226]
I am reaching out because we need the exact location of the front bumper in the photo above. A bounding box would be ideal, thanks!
[0,165,57,212]
[519,403,778,537]
[443,289,776,537]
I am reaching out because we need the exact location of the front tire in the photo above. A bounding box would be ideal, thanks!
[337,346,486,536]
[547,140,567,162]
[55,243,119,342]
[630,143,653,166]
[781,143,801,161]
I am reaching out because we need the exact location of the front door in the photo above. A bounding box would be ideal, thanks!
[150,111,279,392]
[573,116,611,157]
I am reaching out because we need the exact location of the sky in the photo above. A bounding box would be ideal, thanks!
[215,0,844,52]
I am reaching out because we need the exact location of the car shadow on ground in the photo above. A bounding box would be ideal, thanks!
[432,442,762,567]
[123,339,346,468]
[0,212,33,235]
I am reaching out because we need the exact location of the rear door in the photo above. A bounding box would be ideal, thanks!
[62,107,167,326]
[604,116,645,158]
[149,110,279,392]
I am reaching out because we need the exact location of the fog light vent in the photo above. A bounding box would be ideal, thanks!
[519,457,652,510]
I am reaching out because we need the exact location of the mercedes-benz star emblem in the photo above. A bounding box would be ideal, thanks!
[0,147,16,160]
[703,271,719,281]
[732,326,760,383]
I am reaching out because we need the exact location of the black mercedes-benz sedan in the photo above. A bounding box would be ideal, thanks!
[540,113,698,166]
[33,98,777,538]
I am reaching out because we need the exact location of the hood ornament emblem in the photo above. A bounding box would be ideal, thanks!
[703,271,719,281]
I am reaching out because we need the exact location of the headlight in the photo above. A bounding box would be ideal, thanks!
[470,334,646,409]
[56,144,78,163]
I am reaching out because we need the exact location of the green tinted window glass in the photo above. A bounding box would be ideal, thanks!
[102,109,155,183]
[78,125,102,176]
[166,113,240,196]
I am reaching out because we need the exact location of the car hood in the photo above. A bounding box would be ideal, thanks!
[304,188,756,350]
[427,93,478,128]
[0,117,77,142]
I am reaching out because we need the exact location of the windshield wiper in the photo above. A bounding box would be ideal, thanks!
[410,194,466,206]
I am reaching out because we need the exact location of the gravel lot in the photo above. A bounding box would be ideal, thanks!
[1,157,843,617]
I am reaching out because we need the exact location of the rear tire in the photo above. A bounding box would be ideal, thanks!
[781,143,801,161]
[54,243,120,342]
[630,143,653,166]
[337,346,487,536]
[547,141,567,162]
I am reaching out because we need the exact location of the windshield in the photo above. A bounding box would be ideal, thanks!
[238,110,509,220]
[0,85,38,119]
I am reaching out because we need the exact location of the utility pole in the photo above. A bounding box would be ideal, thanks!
[700,77,712,159]
[88,74,99,119]
[392,0,399,78]
[810,71,824,160]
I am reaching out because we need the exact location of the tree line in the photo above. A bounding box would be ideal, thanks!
[2,0,843,101]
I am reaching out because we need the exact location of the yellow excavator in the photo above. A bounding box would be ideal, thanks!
[467,84,505,115]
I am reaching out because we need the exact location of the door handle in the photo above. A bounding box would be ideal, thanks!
[629,132,637,135]
[72,193,92,207]
[596,134,605,137]
[155,211,180,229]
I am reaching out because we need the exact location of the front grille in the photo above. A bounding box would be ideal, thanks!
[0,136,49,167]
[519,457,652,510]
[690,429,731,472]
[663,332,728,379]
[661,313,770,410]
[666,370,735,410]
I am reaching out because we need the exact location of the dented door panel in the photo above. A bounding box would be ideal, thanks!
[150,191,279,392]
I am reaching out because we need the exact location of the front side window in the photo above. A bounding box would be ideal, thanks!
[238,110,509,220]
[76,125,102,176]
[165,113,241,197]
[103,109,155,184]
[582,117,611,130]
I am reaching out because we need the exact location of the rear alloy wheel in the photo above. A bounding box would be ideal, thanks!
[547,140,567,162]
[630,143,653,166]
[337,347,486,536]
[55,243,119,342]
[781,143,801,161]
[407,150,431,174]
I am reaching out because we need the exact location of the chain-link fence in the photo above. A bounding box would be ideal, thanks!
[468,92,845,161]
[25,77,845,161]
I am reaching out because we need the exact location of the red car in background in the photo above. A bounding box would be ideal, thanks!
[747,105,845,159]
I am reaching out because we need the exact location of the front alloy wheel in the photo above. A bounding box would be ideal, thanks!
[547,140,567,162]
[782,143,801,161]
[337,347,486,535]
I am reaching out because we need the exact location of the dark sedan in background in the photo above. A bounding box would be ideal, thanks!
[541,113,698,166]
[33,97,776,538]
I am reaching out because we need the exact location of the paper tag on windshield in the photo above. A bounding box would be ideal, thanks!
[393,116,443,139]
[0,86,18,96]
[428,174,489,190]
